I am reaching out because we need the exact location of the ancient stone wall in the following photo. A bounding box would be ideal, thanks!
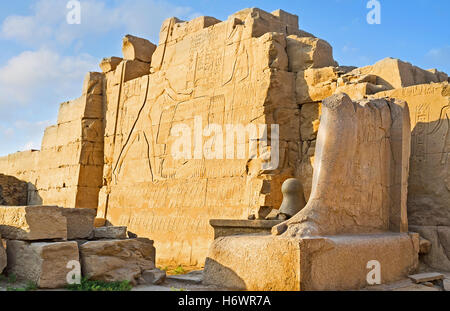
[373,83,450,270]
[0,73,104,209]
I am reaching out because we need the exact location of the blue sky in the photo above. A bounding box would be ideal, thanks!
[0,0,449,156]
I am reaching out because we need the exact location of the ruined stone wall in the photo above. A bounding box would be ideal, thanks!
[0,73,104,209]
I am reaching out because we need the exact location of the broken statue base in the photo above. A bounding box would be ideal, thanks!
[203,232,420,291]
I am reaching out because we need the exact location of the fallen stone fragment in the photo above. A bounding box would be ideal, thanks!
[139,268,166,285]
[408,272,444,284]
[60,208,96,239]
[419,237,432,255]
[0,206,67,240]
[99,57,123,73]
[0,234,6,274]
[257,206,273,220]
[93,226,127,239]
[6,240,79,289]
[80,238,156,285]
[122,35,156,63]
[167,270,203,285]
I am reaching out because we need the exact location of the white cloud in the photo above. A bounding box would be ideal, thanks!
[0,48,97,106]
[1,0,197,46]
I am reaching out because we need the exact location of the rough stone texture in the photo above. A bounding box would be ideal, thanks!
[100,57,123,73]
[93,226,127,239]
[0,206,67,240]
[60,207,96,239]
[0,174,28,206]
[274,94,411,236]
[79,238,156,285]
[6,240,79,288]
[0,234,5,274]
[286,35,337,72]
[204,233,419,291]
[122,35,157,63]
[139,268,166,285]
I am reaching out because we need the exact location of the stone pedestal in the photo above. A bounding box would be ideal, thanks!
[203,233,420,291]
[210,219,283,239]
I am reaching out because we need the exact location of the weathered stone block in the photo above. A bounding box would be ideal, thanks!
[139,268,166,285]
[122,35,156,63]
[80,238,156,284]
[286,35,336,72]
[60,208,96,239]
[6,240,79,289]
[100,57,123,73]
[0,206,67,241]
[204,233,419,291]
[93,226,127,239]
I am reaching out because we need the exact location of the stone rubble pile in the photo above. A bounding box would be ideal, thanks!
[0,205,162,289]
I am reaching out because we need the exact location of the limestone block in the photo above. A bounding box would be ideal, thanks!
[35,187,77,210]
[352,58,447,89]
[271,9,299,28]
[75,187,101,210]
[100,57,123,73]
[0,206,67,240]
[0,234,5,274]
[122,35,156,63]
[334,83,383,100]
[204,233,419,291]
[6,240,79,289]
[287,35,336,72]
[93,226,127,239]
[296,67,339,104]
[139,268,166,285]
[82,72,103,96]
[113,60,150,84]
[169,16,221,44]
[60,208,96,240]
[80,238,156,284]
[56,95,103,125]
